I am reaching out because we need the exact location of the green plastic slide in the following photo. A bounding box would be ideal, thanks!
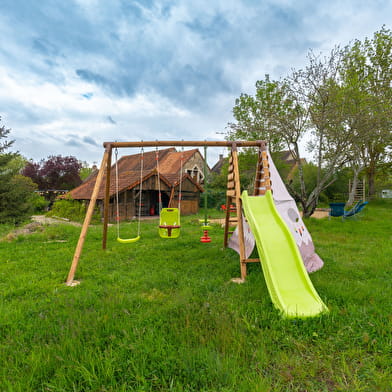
[241,190,328,318]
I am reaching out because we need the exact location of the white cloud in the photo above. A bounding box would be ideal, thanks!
[0,0,391,165]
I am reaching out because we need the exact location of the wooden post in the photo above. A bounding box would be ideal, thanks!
[65,148,109,286]
[168,187,175,207]
[223,153,235,248]
[261,151,271,192]
[231,145,247,280]
[102,145,112,250]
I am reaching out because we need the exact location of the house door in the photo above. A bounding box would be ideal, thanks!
[149,190,170,214]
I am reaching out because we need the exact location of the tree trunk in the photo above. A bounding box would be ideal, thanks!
[303,171,337,217]
[303,198,317,218]
[367,162,377,198]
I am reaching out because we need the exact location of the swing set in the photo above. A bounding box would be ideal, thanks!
[65,140,268,287]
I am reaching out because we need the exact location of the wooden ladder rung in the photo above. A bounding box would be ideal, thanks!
[244,258,260,263]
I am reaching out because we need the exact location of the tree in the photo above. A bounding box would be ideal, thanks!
[228,75,288,155]
[0,173,37,223]
[341,27,392,198]
[0,118,38,223]
[0,116,13,153]
[23,155,83,190]
[338,41,374,205]
[228,51,353,218]
[288,48,356,214]
[79,161,96,181]
[228,75,311,207]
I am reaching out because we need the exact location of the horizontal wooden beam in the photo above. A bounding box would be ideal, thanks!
[104,140,267,149]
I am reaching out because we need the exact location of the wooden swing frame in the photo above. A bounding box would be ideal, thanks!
[65,140,270,286]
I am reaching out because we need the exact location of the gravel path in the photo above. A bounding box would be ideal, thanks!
[31,215,81,226]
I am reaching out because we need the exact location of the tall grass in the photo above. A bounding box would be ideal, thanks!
[0,202,391,391]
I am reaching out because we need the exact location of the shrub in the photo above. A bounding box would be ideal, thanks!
[0,174,37,224]
[47,197,101,224]
[30,193,49,213]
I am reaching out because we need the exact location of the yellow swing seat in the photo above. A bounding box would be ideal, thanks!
[117,236,140,244]
[159,208,181,238]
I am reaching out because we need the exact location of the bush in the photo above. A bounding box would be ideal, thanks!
[47,198,101,224]
[0,174,37,224]
[30,193,50,213]
[200,190,226,210]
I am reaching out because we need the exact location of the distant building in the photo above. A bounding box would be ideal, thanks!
[276,150,307,180]
[381,189,392,198]
[211,154,226,174]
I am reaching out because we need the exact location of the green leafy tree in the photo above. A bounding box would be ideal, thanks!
[228,75,290,154]
[79,161,96,181]
[228,32,391,215]
[341,26,392,199]
[228,75,311,208]
[0,174,37,223]
[0,116,13,153]
[289,48,354,214]
[0,118,40,223]
[228,55,351,217]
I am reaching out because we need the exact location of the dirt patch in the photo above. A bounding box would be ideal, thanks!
[1,215,82,242]
[309,209,329,219]
[31,215,81,226]
[1,222,44,242]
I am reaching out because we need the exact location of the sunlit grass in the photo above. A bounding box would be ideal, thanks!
[0,201,391,391]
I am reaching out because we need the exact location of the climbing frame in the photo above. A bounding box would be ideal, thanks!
[223,143,270,281]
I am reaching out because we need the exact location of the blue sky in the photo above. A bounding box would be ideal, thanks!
[1,0,391,165]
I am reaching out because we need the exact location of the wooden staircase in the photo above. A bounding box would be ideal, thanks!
[349,178,366,202]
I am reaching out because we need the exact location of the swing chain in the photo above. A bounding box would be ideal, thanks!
[114,147,120,237]
[178,146,184,211]
[137,147,144,236]
[155,146,162,213]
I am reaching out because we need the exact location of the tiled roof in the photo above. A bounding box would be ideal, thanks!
[211,155,227,174]
[68,148,202,200]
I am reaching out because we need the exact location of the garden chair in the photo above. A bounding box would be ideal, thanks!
[343,201,368,219]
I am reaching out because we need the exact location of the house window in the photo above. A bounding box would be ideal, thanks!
[186,165,204,183]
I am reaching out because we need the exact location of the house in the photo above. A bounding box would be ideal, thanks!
[277,150,307,180]
[211,154,226,174]
[68,148,208,221]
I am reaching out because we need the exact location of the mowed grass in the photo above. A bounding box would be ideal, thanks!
[0,202,391,391]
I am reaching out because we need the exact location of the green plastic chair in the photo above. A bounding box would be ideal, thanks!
[159,208,181,238]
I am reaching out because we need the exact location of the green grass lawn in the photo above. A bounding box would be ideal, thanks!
[0,202,391,391]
